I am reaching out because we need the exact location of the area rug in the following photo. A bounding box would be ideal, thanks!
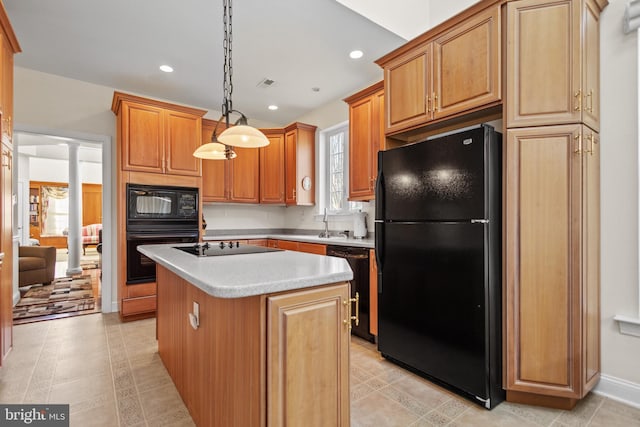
[56,248,100,270]
[13,275,96,322]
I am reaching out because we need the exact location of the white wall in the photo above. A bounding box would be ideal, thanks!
[202,204,286,231]
[27,157,102,184]
[599,0,640,388]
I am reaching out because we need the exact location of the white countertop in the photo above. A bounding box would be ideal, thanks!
[138,244,354,299]
[203,233,375,249]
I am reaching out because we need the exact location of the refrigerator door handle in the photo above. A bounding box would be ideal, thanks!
[375,222,384,292]
[375,155,384,220]
[471,219,489,224]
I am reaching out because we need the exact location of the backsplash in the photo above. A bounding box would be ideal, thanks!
[202,202,376,234]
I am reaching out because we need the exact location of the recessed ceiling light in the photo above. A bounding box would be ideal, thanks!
[349,50,364,59]
[159,65,174,73]
[268,105,278,111]
[312,87,320,92]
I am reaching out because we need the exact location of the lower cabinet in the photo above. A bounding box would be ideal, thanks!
[267,284,350,426]
[505,124,600,408]
[275,240,327,255]
[156,265,351,426]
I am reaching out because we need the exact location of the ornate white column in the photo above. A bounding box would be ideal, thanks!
[66,142,82,275]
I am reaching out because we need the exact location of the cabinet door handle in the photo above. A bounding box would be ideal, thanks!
[574,90,582,112]
[343,292,360,330]
[586,90,594,113]
[292,189,296,199]
[426,95,431,113]
[433,92,438,112]
[574,134,582,154]
[586,133,597,155]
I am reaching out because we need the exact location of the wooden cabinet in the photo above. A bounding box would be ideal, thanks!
[504,0,606,408]
[505,124,600,408]
[285,123,317,206]
[369,249,378,336]
[0,5,19,366]
[1,34,13,145]
[201,119,228,202]
[275,240,326,255]
[260,129,285,204]
[267,284,350,426]
[344,81,384,201]
[201,119,260,203]
[156,265,350,426]
[378,4,500,135]
[0,142,12,359]
[506,0,603,131]
[112,92,206,177]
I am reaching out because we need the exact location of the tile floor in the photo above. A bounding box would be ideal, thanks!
[0,314,638,426]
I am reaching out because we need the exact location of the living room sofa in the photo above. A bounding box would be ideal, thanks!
[18,245,56,287]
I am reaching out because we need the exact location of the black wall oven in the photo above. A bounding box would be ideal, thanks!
[126,184,199,284]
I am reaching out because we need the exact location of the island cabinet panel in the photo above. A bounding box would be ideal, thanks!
[156,265,265,427]
[267,284,350,427]
[505,124,600,407]
[344,81,385,201]
[260,130,286,204]
[274,240,326,255]
[506,0,603,131]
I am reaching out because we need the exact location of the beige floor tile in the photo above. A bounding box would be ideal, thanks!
[386,373,452,410]
[116,392,145,426]
[351,390,420,427]
[433,397,473,419]
[450,404,542,427]
[49,372,115,413]
[554,393,604,426]
[130,362,172,393]
[413,410,454,426]
[352,382,376,402]
[69,399,119,427]
[499,401,563,426]
[138,382,188,420]
[380,385,433,417]
[146,407,196,427]
[52,355,112,383]
[588,399,640,427]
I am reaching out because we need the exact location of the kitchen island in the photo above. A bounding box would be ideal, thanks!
[138,244,354,427]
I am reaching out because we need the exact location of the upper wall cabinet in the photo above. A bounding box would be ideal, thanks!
[201,118,260,203]
[112,92,206,176]
[344,81,384,201]
[285,123,317,206]
[260,129,286,204]
[506,0,603,131]
[378,4,501,136]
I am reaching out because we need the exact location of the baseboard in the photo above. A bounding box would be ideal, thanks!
[593,374,640,409]
[111,301,119,313]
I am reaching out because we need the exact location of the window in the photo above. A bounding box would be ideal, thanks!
[323,124,362,213]
[41,186,69,236]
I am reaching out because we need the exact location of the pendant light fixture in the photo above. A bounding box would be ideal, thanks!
[194,0,269,160]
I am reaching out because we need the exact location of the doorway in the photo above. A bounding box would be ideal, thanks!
[12,126,113,317]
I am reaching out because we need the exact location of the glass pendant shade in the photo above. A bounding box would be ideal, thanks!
[218,125,270,148]
[193,142,236,159]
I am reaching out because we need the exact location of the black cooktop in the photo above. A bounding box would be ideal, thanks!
[174,242,283,257]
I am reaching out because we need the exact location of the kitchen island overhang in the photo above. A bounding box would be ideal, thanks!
[137,243,353,298]
[138,243,354,426]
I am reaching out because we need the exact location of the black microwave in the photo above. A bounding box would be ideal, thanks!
[126,183,199,231]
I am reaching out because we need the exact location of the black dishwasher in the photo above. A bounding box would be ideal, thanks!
[327,245,375,342]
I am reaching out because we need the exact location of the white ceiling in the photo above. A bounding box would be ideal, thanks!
[4,0,408,126]
[16,132,102,163]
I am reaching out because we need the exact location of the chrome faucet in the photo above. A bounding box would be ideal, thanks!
[318,208,330,238]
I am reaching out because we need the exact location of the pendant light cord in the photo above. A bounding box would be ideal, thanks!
[222,0,233,127]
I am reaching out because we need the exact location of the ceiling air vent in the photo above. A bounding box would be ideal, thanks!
[257,78,276,88]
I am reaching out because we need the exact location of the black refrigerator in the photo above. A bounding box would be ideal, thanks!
[374,124,504,409]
